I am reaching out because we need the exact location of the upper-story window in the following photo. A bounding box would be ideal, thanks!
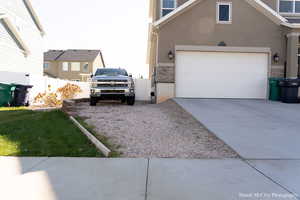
[71,62,81,71]
[161,0,176,17]
[62,62,69,71]
[279,0,300,14]
[216,2,232,24]
[44,62,50,69]
[83,63,89,72]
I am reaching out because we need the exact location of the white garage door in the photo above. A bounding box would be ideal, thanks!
[175,51,269,99]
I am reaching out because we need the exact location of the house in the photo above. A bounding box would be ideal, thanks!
[44,49,105,82]
[0,0,45,84]
[148,0,300,103]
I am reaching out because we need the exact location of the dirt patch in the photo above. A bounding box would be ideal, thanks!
[73,100,239,159]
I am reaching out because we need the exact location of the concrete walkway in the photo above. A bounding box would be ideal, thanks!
[0,157,298,200]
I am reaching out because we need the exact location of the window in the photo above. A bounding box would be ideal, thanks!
[62,62,69,71]
[83,63,89,72]
[44,62,50,69]
[71,62,81,71]
[217,2,232,24]
[279,0,300,14]
[161,0,176,17]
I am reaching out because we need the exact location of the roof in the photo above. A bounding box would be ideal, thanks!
[44,49,103,62]
[152,0,300,29]
[44,50,64,61]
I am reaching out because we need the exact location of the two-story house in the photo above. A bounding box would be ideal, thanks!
[44,49,105,82]
[148,0,300,103]
[0,0,44,84]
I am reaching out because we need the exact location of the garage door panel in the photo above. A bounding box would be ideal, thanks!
[175,51,268,99]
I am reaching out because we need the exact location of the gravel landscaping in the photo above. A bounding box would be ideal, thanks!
[73,100,239,159]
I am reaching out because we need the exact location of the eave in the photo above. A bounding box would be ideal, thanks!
[0,14,30,56]
[23,0,45,36]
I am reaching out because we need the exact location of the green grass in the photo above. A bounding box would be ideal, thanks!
[0,110,103,157]
[75,117,121,157]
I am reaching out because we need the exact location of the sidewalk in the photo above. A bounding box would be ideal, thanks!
[0,157,298,200]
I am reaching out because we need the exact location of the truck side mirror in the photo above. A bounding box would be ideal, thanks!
[90,74,94,78]
[129,74,132,78]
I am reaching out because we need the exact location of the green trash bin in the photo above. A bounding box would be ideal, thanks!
[269,77,284,101]
[0,83,16,107]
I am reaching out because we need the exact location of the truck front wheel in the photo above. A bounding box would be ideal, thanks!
[126,96,135,106]
[90,97,97,106]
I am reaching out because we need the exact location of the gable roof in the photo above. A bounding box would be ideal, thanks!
[44,49,103,62]
[0,14,30,56]
[153,0,298,29]
[44,50,65,61]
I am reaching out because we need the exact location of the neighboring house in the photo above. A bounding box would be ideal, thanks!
[44,49,105,82]
[0,0,45,83]
[148,0,300,103]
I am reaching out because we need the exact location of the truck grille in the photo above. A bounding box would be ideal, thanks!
[97,84,128,87]
[101,90,125,94]
[97,80,128,82]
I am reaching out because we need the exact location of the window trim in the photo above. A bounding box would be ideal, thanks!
[71,62,81,72]
[278,0,300,16]
[216,2,232,24]
[83,62,89,72]
[62,62,69,72]
[160,0,177,17]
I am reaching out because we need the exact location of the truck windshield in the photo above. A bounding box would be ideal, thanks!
[95,69,128,76]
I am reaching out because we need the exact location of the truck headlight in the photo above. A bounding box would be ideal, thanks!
[128,80,134,88]
[91,82,98,88]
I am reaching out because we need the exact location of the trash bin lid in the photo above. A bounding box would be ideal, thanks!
[279,78,300,87]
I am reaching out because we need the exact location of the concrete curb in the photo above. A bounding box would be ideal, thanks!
[69,116,111,157]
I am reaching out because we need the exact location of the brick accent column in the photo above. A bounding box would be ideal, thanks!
[286,32,299,78]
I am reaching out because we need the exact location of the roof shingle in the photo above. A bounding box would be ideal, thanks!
[44,50,65,61]
[44,49,101,62]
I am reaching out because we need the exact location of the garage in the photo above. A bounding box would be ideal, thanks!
[175,46,269,99]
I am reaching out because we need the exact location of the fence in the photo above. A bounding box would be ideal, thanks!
[28,75,151,104]
[29,75,90,104]
[0,71,151,104]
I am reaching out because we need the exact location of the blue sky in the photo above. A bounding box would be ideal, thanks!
[31,0,149,78]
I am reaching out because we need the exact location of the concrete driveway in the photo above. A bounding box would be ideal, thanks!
[174,99,300,159]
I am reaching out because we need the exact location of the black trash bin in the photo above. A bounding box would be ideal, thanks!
[278,79,300,103]
[12,85,33,107]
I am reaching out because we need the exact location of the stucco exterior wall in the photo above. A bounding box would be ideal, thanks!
[44,61,59,77]
[93,53,104,74]
[261,0,277,11]
[157,0,285,65]
[44,54,105,81]
[57,61,93,81]
[0,0,43,76]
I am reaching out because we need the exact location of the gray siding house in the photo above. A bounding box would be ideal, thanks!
[0,0,44,79]
[148,0,300,103]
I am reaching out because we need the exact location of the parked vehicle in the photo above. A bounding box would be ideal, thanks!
[90,68,135,106]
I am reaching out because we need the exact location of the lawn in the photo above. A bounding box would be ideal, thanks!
[0,110,102,157]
